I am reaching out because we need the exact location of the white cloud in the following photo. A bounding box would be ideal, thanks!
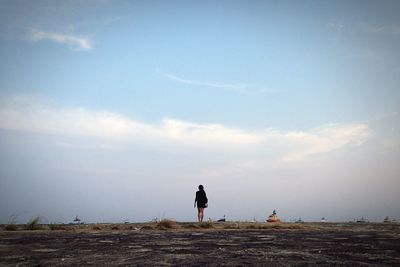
[0,95,370,163]
[28,29,92,51]
[280,124,370,162]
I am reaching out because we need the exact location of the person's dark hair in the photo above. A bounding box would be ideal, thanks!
[198,185,204,190]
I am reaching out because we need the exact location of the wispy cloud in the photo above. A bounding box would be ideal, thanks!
[162,72,275,95]
[363,25,400,35]
[28,29,93,51]
[327,22,345,33]
[328,20,400,36]
[346,47,383,61]
[0,95,370,162]
[163,73,248,90]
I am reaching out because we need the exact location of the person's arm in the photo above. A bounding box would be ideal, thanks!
[194,192,198,208]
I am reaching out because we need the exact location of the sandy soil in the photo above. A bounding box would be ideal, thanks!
[1,222,399,266]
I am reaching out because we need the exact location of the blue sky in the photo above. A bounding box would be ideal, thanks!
[0,0,399,223]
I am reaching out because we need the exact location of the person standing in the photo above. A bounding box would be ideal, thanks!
[194,185,208,222]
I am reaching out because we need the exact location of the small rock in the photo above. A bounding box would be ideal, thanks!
[191,232,204,236]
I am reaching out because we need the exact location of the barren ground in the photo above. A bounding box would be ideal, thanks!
[1,222,399,266]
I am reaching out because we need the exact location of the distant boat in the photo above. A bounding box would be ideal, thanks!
[320,217,326,223]
[295,218,304,223]
[383,216,391,223]
[217,215,226,222]
[356,217,367,223]
[72,215,84,224]
[267,210,282,223]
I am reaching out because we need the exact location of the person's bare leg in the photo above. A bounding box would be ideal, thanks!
[197,208,201,222]
[200,208,205,222]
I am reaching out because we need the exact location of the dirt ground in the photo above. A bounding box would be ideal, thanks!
[1,222,399,266]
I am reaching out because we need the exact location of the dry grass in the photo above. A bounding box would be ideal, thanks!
[141,225,155,230]
[216,222,307,230]
[199,221,214,229]
[4,223,18,231]
[246,222,306,230]
[49,223,67,231]
[182,223,200,229]
[3,220,398,234]
[223,223,241,229]
[26,216,42,230]
[4,215,18,231]
[156,219,180,230]
[91,225,102,231]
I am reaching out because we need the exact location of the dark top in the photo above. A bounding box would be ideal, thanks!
[195,190,208,208]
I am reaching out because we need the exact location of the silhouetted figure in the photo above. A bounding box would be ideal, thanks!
[194,185,208,222]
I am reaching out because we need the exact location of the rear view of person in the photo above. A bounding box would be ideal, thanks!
[194,185,208,222]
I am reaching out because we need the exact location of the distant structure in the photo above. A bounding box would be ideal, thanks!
[383,216,391,223]
[72,215,83,224]
[320,217,326,223]
[267,210,282,223]
[217,215,226,222]
[295,218,304,223]
[356,217,367,223]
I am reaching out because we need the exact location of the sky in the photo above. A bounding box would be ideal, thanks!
[0,0,399,223]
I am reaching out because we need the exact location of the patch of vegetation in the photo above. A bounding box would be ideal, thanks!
[182,223,200,229]
[246,222,306,230]
[3,215,18,231]
[111,225,119,230]
[156,219,179,230]
[199,221,214,229]
[246,223,260,229]
[223,223,241,229]
[4,223,18,231]
[141,225,155,230]
[272,223,305,230]
[49,223,67,231]
[92,225,102,231]
[26,216,42,230]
